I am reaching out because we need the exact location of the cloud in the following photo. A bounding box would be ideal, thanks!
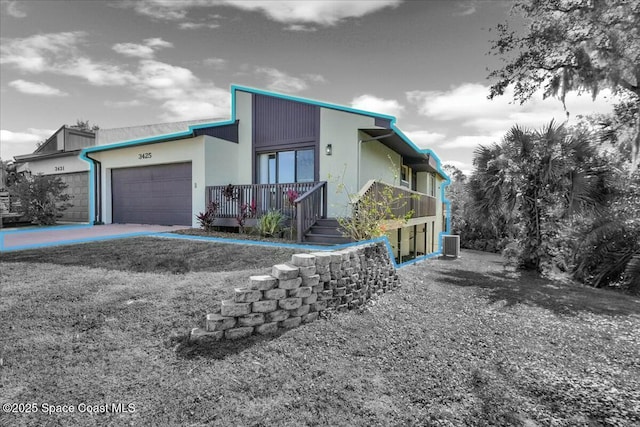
[1,0,26,18]
[406,82,616,156]
[179,22,221,30]
[452,1,478,16]
[0,31,85,73]
[112,37,173,59]
[402,130,446,148]
[112,43,155,59]
[351,94,405,118]
[122,0,402,27]
[284,24,318,32]
[8,80,68,96]
[0,128,55,160]
[1,32,230,122]
[104,99,144,108]
[132,60,230,120]
[203,57,227,69]
[255,67,325,93]
[1,32,135,86]
[407,82,616,141]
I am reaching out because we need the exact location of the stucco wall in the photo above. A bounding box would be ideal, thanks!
[21,154,88,176]
[319,109,377,218]
[204,137,240,186]
[234,90,253,184]
[359,136,402,188]
[90,136,206,227]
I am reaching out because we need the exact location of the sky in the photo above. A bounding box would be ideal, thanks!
[0,0,618,175]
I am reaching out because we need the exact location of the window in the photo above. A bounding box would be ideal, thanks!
[428,173,436,197]
[257,148,315,184]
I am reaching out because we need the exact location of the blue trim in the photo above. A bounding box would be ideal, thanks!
[0,224,92,235]
[0,231,158,252]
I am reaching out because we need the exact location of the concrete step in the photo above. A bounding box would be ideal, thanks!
[303,233,352,245]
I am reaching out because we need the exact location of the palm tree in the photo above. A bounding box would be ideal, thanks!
[468,121,610,270]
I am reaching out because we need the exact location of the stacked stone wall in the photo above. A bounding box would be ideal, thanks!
[190,241,399,342]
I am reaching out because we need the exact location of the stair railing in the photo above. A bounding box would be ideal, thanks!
[294,181,327,243]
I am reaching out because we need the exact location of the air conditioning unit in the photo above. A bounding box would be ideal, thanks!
[442,235,460,258]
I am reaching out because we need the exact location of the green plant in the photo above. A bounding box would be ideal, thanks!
[256,209,285,237]
[196,201,219,231]
[9,174,72,225]
[333,158,414,241]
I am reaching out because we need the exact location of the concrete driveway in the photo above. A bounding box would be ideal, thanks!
[0,224,190,252]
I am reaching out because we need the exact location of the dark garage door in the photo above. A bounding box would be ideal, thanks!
[111,162,192,226]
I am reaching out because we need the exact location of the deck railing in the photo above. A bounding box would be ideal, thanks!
[355,180,436,219]
[295,181,327,243]
[205,182,324,225]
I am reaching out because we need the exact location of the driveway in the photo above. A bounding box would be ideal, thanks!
[0,224,190,252]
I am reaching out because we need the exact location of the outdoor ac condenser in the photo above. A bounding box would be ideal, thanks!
[442,235,460,258]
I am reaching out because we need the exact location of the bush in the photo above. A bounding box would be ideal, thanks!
[256,209,285,237]
[196,202,219,231]
[9,175,71,225]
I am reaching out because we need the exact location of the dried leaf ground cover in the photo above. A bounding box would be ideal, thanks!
[1,241,639,426]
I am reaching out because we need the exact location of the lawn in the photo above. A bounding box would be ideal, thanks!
[1,239,639,426]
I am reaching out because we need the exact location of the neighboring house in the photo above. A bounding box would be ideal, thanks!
[81,86,450,262]
[13,126,96,222]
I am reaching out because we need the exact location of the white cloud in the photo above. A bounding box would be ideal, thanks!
[441,134,501,150]
[255,67,325,93]
[219,0,402,26]
[284,24,318,32]
[123,0,401,27]
[1,32,229,122]
[203,57,227,69]
[179,22,220,30]
[1,32,135,86]
[112,43,155,59]
[452,1,478,16]
[407,83,615,129]
[8,80,68,96]
[442,160,472,176]
[0,31,85,73]
[104,99,144,108]
[1,0,26,18]
[402,130,446,148]
[0,128,55,160]
[112,37,173,59]
[351,94,405,118]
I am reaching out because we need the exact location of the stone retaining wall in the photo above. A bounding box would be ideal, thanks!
[190,241,399,342]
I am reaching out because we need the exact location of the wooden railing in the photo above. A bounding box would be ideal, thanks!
[295,181,327,243]
[355,180,436,219]
[0,192,22,215]
[205,182,323,223]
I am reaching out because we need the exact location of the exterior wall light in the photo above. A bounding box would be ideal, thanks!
[325,144,332,156]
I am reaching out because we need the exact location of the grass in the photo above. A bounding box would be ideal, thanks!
[0,236,308,274]
[1,241,639,426]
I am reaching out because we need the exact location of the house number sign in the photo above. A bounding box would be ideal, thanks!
[54,166,64,172]
[137,152,152,160]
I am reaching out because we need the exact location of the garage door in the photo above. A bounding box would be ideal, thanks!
[57,172,89,222]
[111,162,192,226]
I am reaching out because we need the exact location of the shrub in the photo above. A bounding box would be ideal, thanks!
[256,209,285,237]
[338,183,413,241]
[9,174,71,225]
[196,201,219,231]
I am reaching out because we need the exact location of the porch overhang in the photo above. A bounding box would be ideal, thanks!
[359,128,444,177]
